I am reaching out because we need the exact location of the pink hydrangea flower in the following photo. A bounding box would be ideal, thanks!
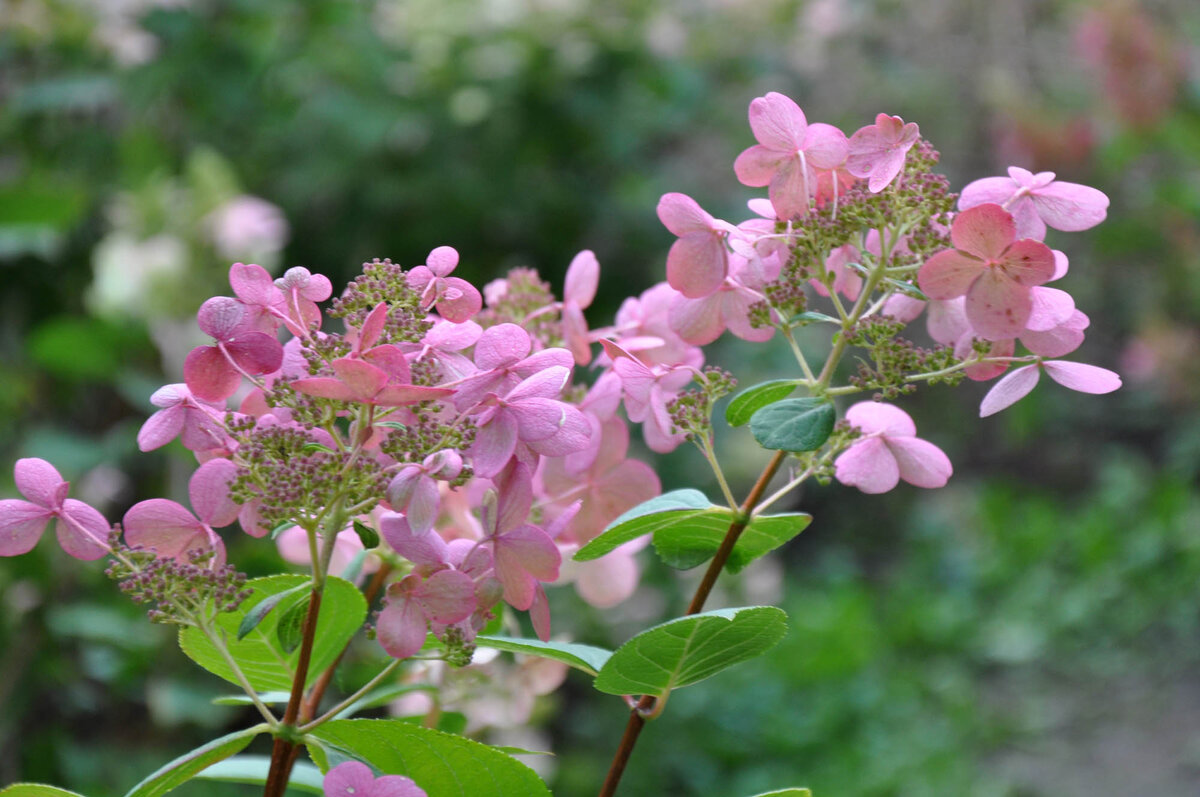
[834,403,952,494]
[0,458,110,560]
[274,266,333,336]
[561,249,600,365]
[376,569,477,659]
[137,384,229,452]
[733,92,848,220]
[917,203,1056,339]
[406,245,483,323]
[959,167,1110,240]
[184,297,285,402]
[979,360,1121,417]
[657,193,736,299]
[323,761,427,797]
[122,458,239,567]
[667,254,776,345]
[846,113,920,193]
[228,262,286,334]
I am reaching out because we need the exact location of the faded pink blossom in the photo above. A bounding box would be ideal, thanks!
[657,193,735,299]
[918,203,1056,339]
[562,249,600,364]
[846,113,920,193]
[323,761,427,797]
[834,403,952,494]
[137,384,229,452]
[733,92,848,220]
[377,569,477,659]
[979,360,1121,417]
[184,297,284,401]
[291,354,452,408]
[0,459,110,560]
[667,254,776,345]
[406,246,483,323]
[959,167,1109,240]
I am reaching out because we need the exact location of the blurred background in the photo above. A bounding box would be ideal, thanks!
[1,0,1199,794]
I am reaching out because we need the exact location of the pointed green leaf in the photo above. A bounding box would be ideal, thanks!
[212,690,292,706]
[574,490,727,562]
[476,635,613,675]
[275,597,308,654]
[123,726,263,797]
[747,790,812,797]
[790,311,839,326]
[750,398,835,452]
[0,787,88,797]
[885,277,927,300]
[194,756,323,794]
[307,719,551,797]
[652,511,812,574]
[236,582,307,641]
[351,519,380,549]
[593,606,788,699]
[725,380,798,427]
[179,575,366,692]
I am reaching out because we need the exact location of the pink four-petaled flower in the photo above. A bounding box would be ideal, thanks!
[322,761,427,797]
[0,459,110,560]
[834,403,952,494]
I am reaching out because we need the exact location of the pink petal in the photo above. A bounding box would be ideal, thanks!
[529,584,552,641]
[748,92,807,152]
[376,593,429,659]
[565,250,600,308]
[950,204,1016,260]
[181,406,229,452]
[374,384,455,407]
[323,761,377,795]
[959,176,1018,210]
[474,323,531,370]
[669,293,726,346]
[1021,311,1088,358]
[512,347,573,380]
[733,145,783,188]
[380,512,449,567]
[357,302,390,351]
[374,775,428,797]
[885,437,952,489]
[722,287,775,343]
[189,458,240,528]
[56,499,112,561]
[332,358,388,399]
[0,500,51,556]
[1031,181,1109,232]
[961,337,1014,382]
[656,193,716,236]
[576,552,639,608]
[497,525,561,585]
[918,250,983,300]
[471,411,519,478]
[1025,287,1076,331]
[563,302,592,365]
[425,245,460,277]
[844,401,916,436]
[122,499,207,560]
[406,477,441,535]
[767,156,810,221]
[511,398,568,442]
[965,269,1034,340]
[138,406,186,452]
[999,239,1055,287]
[435,277,482,322]
[834,437,900,494]
[196,296,247,341]
[666,232,727,299]
[290,376,357,401]
[979,364,1041,417]
[526,406,592,457]
[224,333,284,375]
[1042,361,1121,394]
[416,569,476,624]
[803,123,849,169]
[506,366,570,403]
[184,346,241,402]
[15,458,65,508]
[926,298,970,345]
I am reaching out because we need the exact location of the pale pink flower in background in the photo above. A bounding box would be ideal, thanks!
[733,92,848,220]
[0,459,110,560]
[918,203,1056,340]
[979,361,1121,417]
[835,403,952,494]
[323,760,427,797]
[276,526,375,580]
[208,196,288,261]
[657,193,735,299]
[846,113,920,192]
[959,167,1109,240]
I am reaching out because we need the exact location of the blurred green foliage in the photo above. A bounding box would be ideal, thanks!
[1,0,1199,795]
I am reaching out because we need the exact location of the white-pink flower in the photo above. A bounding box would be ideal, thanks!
[834,403,952,494]
[846,113,920,193]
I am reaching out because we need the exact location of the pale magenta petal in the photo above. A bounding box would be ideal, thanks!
[669,293,725,346]
[844,401,916,436]
[405,477,440,535]
[885,437,952,489]
[376,595,428,659]
[530,584,552,641]
[881,294,925,323]
[15,458,65,507]
[426,245,460,276]
[374,384,454,407]
[1050,250,1069,281]
[291,376,356,401]
[722,288,775,343]
[656,193,715,236]
[332,358,388,399]
[0,500,51,556]
[959,176,1018,210]
[55,501,113,560]
[512,347,573,380]
[979,364,1041,417]
[380,512,449,567]
[197,296,246,340]
[565,250,600,307]
[184,346,240,402]
[507,366,570,403]
[834,437,900,494]
[474,323,531,370]
[471,412,518,478]
[1021,311,1088,358]
[435,277,482,322]
[229,262,275,305]
[965,269,1033,340]
[189,458,240,528]
[373,775,428,797]
[138,406,186,451]
[1010,199,1046,241]
[511,398,568,442]
[926,297,970,345]
[498,525,561,582]
[748,92,807,152]
[527,406,592,457]
[768,156,810,221]
[123,499,205,559]
[417,569,476,624]
[733,145,782,187]
[563,302,592,365]
[1031,181,1109,232]
[1025,287,1076,332]
[918,250,983,300]
[225,333,284,376]
[950,204,1015,260]
[666,232,727,299]
[1042,361,1121,394]
[323,761,376,795]
[1000,240,1055,287]
[803,123,849,169]
[961,337,1014,382]
[577,552,639,608]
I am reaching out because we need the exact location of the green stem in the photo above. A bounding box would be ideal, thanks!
[299,658,403,732]
[195,615,279,727]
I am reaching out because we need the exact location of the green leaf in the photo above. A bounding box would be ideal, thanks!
[376,421,407,430]
[212,690,292,706]
[593,606,788,699]
[307,719,551,797]
[725,380,798,427]
[750,398,836,452]
[194,756,323,794]
[575,490,728,562]
[747,790,812,797]
[476,635,613,676]
[269,521,296,539]
[179,575,366,692]
[790,311,839,326]
[237,583,308,641]
[652,511,812,574]
[302,442,335,454]
[0,786,89,797]
[276,598,308,654]
[884,277,926,300]
[351,519,380,549]
[123,726,262,797]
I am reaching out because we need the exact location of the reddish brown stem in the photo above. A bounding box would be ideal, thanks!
[262,588,323,797]
[597,450,787,797]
